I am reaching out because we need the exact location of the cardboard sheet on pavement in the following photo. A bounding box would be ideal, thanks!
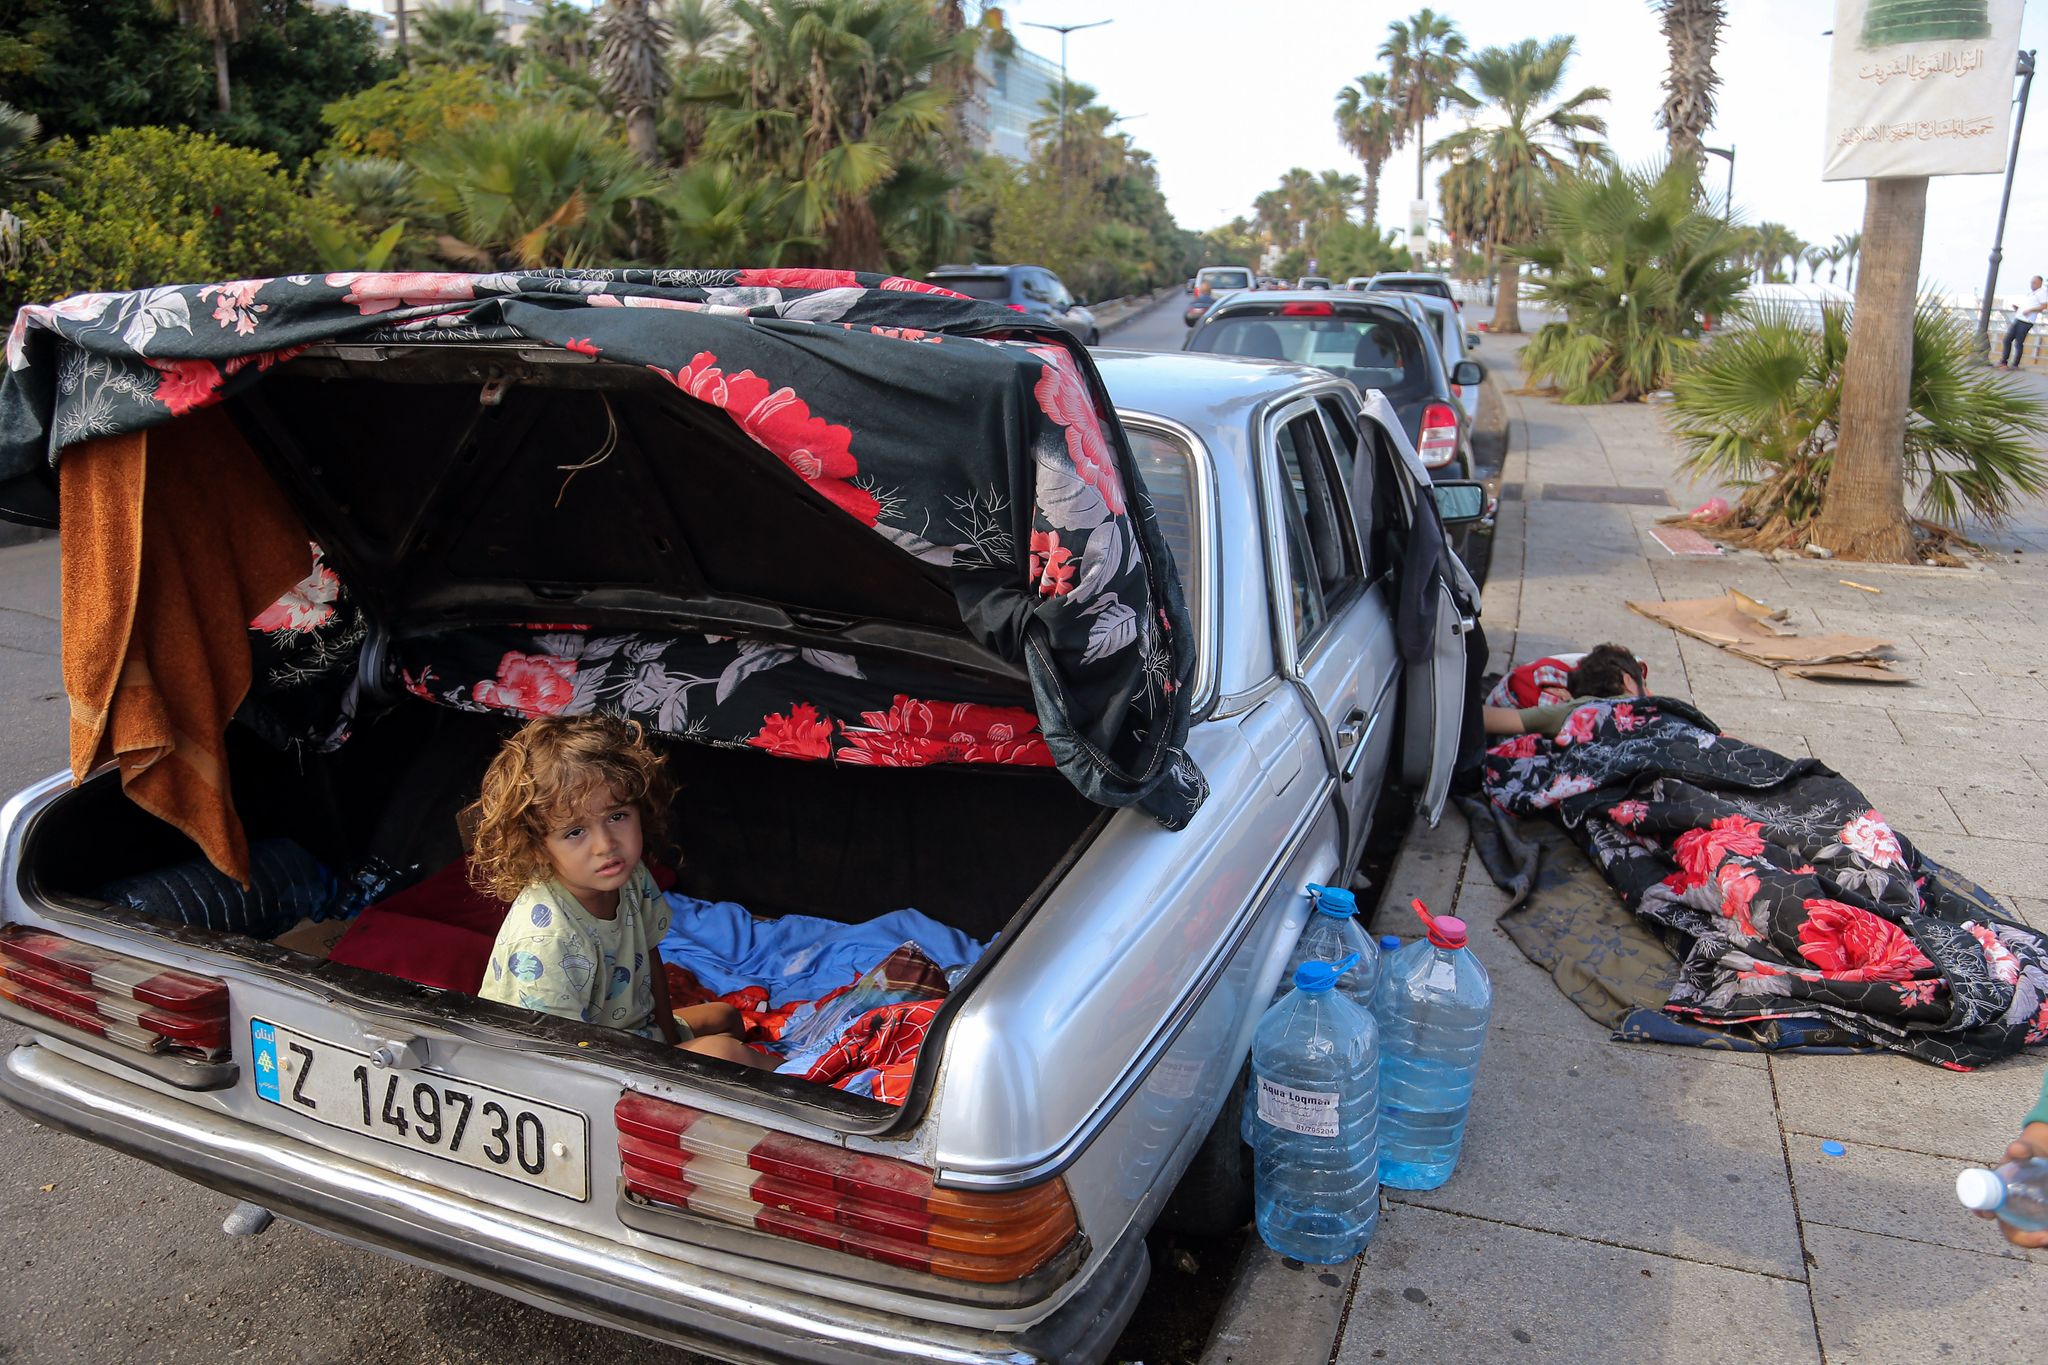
[1627,590,1906,683]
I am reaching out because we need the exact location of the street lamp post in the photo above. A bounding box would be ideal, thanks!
[1703,144,1736,215]
[1021,18,1111,192]
[1977,50,2037,359]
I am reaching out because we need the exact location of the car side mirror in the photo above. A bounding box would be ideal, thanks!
[1451,359,1486,387]
[1466,333,1482,349]
[1430,480,1488,526]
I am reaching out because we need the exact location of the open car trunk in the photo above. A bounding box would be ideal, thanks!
[22,694,1106,1121]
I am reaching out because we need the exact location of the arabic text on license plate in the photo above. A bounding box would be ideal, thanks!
[249,1019,589,1200]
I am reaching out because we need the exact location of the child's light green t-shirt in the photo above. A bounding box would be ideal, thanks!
[479,864,675,1038]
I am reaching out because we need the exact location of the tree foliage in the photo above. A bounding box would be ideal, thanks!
[1,124,343,308]
[0,0,387,167]
[321,65,513,161]
[1671,302,2048,544]
[1514,160,1750,402]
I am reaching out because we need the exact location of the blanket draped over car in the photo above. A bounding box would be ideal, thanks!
[1483,696,2048,1069]
[0,269,1205,829]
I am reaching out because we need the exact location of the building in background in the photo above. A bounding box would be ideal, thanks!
[973,38,1062,162]
[314,0,388,40]
[374,0,543,47]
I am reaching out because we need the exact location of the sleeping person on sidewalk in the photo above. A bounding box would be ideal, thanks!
[1482,642,1648,737]
[470,714,769,1067]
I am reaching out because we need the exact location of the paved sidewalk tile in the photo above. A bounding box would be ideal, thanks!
[1786,1137,2045,1263]
[1336,1205,1820,1365]
[1805,1223,2048,1364]
[1769,1051,2048,1162]
[1393,1025,1806,1278]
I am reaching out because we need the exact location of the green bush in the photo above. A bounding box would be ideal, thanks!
[1670,302,2048,542]
[1514,161,1750,403]
[321,64,513,161]
[4,126,347,309]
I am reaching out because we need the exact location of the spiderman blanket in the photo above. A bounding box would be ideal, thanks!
[1483,696,2048,1069]
[665,942,953,1105]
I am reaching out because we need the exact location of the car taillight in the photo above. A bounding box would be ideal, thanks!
[0,925,229,1056]
[1420,402,1459,468]
[1280,301,1333,316]
[616,1092,1079,1284]
[1006,303,1028,313]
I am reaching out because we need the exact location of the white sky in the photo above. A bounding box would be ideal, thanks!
[346,0,2048,300]
[1011,0,2048,301]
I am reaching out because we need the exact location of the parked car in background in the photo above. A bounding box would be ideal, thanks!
[1365,272,1459,314]
[1342,276,1374,292]
[1258,276,1286,290]
[1182,290,1482,483]
[1184,265,1257,327]
[927,264,1100,343]
[1404,292,1485,424]
[1295,276,1333,291]
[0,290,1482,1363]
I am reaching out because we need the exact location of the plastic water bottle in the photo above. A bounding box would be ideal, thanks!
[1374,899,1491,1191]
[1250,955,1381,1263]
[1377,935,1402,993]
[1245,885,1378,1146]
[1285,884,1378,1008]
[1957,1157,2048,1232]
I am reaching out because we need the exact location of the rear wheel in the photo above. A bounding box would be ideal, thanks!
[1085,327,1101,346]
[1155,1068,1253,1238]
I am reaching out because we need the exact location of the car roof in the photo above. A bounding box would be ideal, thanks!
[1091,348,1347,428]
[1202,289,1418,315]
[930,264,1023,276]
[1369,272,1450,284]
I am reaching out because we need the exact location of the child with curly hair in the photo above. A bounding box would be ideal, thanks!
[472,714,764,1066]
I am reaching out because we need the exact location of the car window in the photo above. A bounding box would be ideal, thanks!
[934,276,1012,302]
[1317,396,1359,489]
[1189,313,1430,402]
[1272,413,1362,651]
[1020,272,1057,304]
[1201,270,1252,290]
[1125,425,1204,644]
[1050,277,1074,308]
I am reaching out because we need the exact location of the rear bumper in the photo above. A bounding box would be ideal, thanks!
[1,1041,1147,1365]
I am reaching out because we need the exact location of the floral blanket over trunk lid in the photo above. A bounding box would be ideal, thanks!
[1484,697,2048,1069]
[0,269,1204,828]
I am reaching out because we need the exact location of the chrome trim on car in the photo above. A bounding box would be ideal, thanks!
[1343,671,1398,785]
[1210,674,1285,721]
[0,1043,1146,1365]
[936,775,1334,1189]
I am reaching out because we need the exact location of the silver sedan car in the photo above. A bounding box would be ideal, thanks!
[0,349,1478,1363]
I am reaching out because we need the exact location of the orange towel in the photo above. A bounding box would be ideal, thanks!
[61,408,312,885]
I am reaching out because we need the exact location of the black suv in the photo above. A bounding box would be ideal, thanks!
[925,265,1100,344]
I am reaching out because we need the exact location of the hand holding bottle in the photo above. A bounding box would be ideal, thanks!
[1968,1121,2048,1249]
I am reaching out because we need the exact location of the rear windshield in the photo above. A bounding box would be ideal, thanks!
[1369,278,1453,302]
[931,275,1012,301]
[1187,313,1430,401]
[1200,270,1252,290]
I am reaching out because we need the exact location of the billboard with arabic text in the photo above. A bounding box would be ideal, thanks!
[1823,0,2025,180]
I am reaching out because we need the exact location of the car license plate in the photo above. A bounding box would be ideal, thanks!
[249,1019,588,1201]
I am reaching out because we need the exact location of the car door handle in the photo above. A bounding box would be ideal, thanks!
[1338,708,1377,783]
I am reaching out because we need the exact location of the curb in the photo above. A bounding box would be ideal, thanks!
[1097,285,1182,335]
[1196,1238,1358,1365]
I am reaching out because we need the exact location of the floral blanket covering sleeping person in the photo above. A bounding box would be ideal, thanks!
[1484,695,2048,1069]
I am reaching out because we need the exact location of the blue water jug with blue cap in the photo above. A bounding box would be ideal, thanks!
[1246,884,1378,1146]
[1249,954,1381,1263]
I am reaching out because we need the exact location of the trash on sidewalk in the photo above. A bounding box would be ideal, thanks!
[1648,524,1725,557]
[1627,589,1905,683]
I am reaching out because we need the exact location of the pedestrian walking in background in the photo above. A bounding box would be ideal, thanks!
[1997,274,2048,368]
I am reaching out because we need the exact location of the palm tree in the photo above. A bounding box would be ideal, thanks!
[1277,166,1319,247]
[699,0,964,270]
[408,107,659,268]
[1428,36,1609,334]
[167,0,252,114]
[0,102,53,208]
[1379,9,1473,205]
[414,4,514,72]
[1305,169,1362,261]
[1334,73,1403,228]
[598,0,673,168]
[1650,0,1728,173]
[1748,221,1803,283]
[528,1,596,72]
[670,0,736,59]
[1835,230,1863,289]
